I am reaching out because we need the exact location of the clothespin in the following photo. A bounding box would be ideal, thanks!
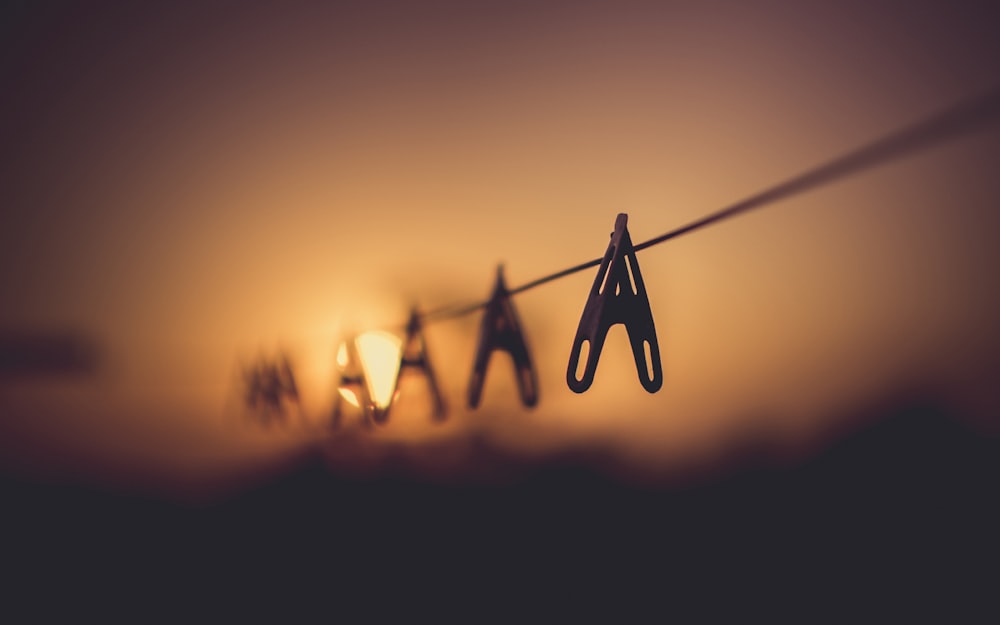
[566,213,663,393]
[383,308,447,422]
[244,352,300,424]
[331,338,375,428]
[468,265,539,409]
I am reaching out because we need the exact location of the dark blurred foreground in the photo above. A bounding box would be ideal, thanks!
[2,393,998,621]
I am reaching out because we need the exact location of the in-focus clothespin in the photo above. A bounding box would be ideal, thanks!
[383,308,447,422]
[468,265,539,409]
[566,213,662,393]
[331,338,374,428]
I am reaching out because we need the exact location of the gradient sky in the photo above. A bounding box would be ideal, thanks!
[2,0,999,496]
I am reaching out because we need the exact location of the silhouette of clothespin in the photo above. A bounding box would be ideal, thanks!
[244,352,301,424]
[383,308,446,423]
[331,338,375,428]
[468,265,539,409]
[0,331,99,379]
[567,213,662,393]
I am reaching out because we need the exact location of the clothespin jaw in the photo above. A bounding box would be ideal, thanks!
[383,308,447,422]
[566,213,663,393]
[467,265,539,409]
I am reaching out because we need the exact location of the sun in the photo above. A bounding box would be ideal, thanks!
[336,331,403,409]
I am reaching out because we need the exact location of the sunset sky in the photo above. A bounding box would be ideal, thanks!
[2,0,999,497]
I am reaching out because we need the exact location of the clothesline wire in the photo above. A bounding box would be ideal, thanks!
[419,85,1000,324]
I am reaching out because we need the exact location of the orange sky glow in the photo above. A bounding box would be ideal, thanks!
[2,0,999,499]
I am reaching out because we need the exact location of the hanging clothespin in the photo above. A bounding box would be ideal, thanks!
[383,308,447,422]
[566,213,663,393]
[468,265,539,409]
[243,352,301,425]
[331,338,374,428]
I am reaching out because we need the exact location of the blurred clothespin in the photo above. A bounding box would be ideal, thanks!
[384,308,447,422]
[567,213,662,393]
[331,338,374,428]
[244,352,301,424]
[468,265,539,409]
[0,330,99,379]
